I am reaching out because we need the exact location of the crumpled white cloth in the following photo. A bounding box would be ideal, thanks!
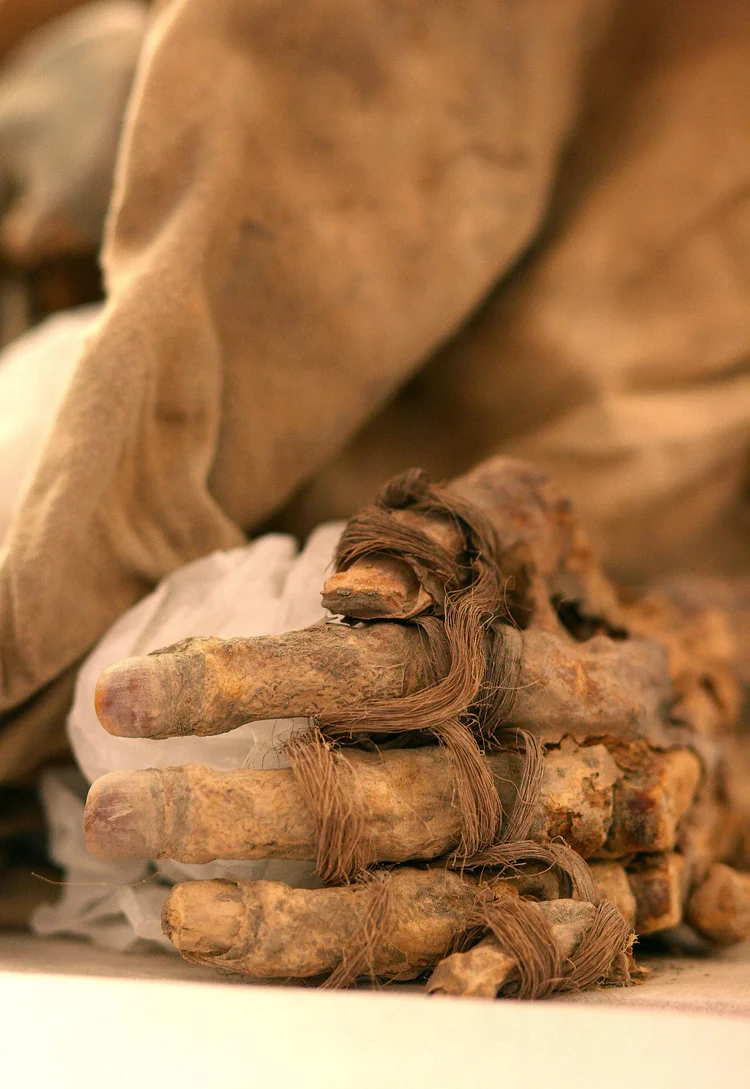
[33,522,343,951]
[32,769,172,952]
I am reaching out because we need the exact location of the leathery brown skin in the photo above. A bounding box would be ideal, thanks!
[160,868,638,986]
[686,863,750,945]
[94,623,430,740]
[321,457,624,628]
[84,741,701,867]
[161,867,480,980]
[322,508,462,619]
[93,455,733,756]
[94,622,677,744]
[425,899,634,998]
[88,459,750,978]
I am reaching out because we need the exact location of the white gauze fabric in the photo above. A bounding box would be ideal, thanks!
[33,522,343,951]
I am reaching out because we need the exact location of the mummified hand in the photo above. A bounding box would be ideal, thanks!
[84,458,750,985]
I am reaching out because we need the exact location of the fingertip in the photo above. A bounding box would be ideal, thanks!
[162,881,244,957]
[95,657,172,737]
[84,770,161,860]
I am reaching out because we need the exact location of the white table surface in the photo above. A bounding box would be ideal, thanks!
[1,935,749,1089]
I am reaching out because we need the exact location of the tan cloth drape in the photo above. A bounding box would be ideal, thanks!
[278,1,750,583]
[1,0,749,780]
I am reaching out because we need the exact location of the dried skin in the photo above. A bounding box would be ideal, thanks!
[95,622,432,739]
[162,867,480,980]
[322,553,433,620]
[91,459,747,976]
[84,740,698,866]
[623,590,740,737]
[514,631,675,746]
[95,621,682,749]
[426,899,630,999]
[160,855,671,981]
[627,852,687,934]
[527,739,619,857]
[321,460,739,753]
[589,861,637,928]
[650,574,750,691]
[427,936,517,998]
[598,743,702,858]
[322,508,461,618]
[323,458,622,629]
[686,863,750,946]
[86,749,464,865]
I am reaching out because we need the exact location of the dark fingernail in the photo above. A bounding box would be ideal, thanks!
[95,657,177,738]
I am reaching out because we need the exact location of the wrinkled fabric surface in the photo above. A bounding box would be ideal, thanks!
[0,0,749,781]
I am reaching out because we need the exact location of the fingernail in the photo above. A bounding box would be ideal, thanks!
[84,771,161,860]
[95,657,177,738]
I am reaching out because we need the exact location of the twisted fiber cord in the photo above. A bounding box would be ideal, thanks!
[333,505,461,593]
[287,723,547,885]
[313,838,606,989]
[478,623,525,740]
[556,900,635,992]
[283,460,629,988]
[287,469,543,878]
[323,468,515,740]
[474,896,633,1000]
[435,716,504,858]
[313,469,527,860]
[479,898,562,1000]
[323,872,393,990]
[285,730,370,885]
[496,729,544,844]
[458,840,599,904]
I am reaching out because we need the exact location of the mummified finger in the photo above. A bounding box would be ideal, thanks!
[426,898,635,999]
[588,862,637,929]
[322,510,463,620]
[322,458,621,627]
[96,616,675,742]
[94,621,432,739]
[161,867,480,981]
[627,852,686,935]
[686,863,750,946]
[84,740,700,866]
[84,742,609,865]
